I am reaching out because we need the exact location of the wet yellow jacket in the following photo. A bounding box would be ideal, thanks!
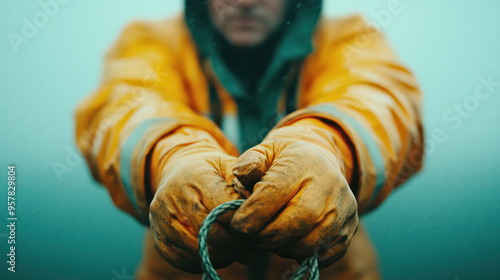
[75,14,424,225]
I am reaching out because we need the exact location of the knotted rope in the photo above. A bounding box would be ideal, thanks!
[199,199,320,280]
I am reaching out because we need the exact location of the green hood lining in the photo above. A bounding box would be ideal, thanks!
[184,0,323,152]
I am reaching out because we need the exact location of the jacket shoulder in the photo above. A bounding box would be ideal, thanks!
[111,15,193,54]
[315,14,370,45]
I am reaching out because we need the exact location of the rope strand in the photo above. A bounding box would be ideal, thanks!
[198,200,320,280]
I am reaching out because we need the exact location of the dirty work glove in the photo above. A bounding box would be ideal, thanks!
[149,127,259,273]
[230,118,359,268]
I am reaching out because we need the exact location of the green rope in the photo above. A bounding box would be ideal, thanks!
[199,199,320,280]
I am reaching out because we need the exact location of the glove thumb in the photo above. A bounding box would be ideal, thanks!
[232,145,271,191]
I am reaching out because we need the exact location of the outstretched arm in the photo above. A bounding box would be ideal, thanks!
[230,16,424,267]
[75,20,237,225]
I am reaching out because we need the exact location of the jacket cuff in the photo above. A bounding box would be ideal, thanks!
[275,103,386,212]
[120,117,237,225]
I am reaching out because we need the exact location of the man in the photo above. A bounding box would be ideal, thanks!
[75,0,424,279]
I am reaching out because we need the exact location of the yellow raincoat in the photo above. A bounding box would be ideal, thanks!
[75,13,423,224]
[75,4,423,277]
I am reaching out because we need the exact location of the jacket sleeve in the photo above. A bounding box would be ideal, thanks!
[74,21,237,225]
[276,16,424,214]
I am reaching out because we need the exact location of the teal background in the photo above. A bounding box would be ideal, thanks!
[1,0,499,279]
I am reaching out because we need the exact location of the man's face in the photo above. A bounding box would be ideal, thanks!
[208,0,288,47]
